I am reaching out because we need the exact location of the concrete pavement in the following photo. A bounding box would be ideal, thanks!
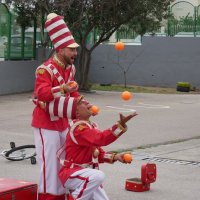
[102,138,200,200]
[0,91,200,199]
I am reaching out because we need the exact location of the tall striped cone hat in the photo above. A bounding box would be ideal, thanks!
[45,13,79,52]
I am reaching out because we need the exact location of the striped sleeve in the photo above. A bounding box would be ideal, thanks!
[51,85,64,97]
[103,152,116,164]
[46,96,77,121]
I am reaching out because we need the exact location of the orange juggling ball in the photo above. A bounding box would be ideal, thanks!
[123,153,133,163]
[90,105,100,114]
[121,91,132,101]
[115,42,125,51]
[68,81,77,88]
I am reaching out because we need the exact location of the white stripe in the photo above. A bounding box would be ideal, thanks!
[50,27,70,41]
[59,159,65,165]
[48,65,65,84]
[49,100,54,116]
[49,100,59,121]
[104,154,112,159]
[70,129,78,144]
[70,121,92,144]
[124,104,170,109]
[67,97,74,118]
[54,36,74,49]
[46,19,64,32]
[58,97,65,118]
[69,67,73,80]
[54,91,61,98]
[52,68,58,74]
[52,86,60,93]
[113,127,121,136]
[72,64,76,75]
[37,64,54,80]
[57,139,67,164]
[51,116,59,121]
[92,157,98,164]
[69,65,76,80]
[69,120,74,126]
[57,76,63,82]
[106,105,136,113]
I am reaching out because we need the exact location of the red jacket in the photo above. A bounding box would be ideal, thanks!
[32,56,80,132]
[59,119,126,185]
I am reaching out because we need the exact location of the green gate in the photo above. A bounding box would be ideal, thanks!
[168,1,200,37]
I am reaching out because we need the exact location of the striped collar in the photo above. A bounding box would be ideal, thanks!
[53,54,65,68]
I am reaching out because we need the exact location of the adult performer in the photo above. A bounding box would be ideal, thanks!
[58,101,138,200]
[32,13,83,200]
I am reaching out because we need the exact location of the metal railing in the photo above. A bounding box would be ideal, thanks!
[0,3,36,60]
[1,1,200,60]
[167,1,200,37]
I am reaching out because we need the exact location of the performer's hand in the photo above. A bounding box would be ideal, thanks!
[114,152,132,164]
[118,112,138,128]
[63,81,78,93]
[113,153,124,163]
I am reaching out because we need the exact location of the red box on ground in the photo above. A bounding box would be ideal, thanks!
[125,163,157,192]
[0,178,37,200]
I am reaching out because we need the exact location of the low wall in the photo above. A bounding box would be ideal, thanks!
[0,60,39,95]
[0,48,50,95]
[0,37,200,95]
[89,37,200,88]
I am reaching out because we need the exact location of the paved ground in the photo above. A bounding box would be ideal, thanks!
[0,91,200,199]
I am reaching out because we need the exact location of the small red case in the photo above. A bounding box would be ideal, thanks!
[125,163,157,192]
[0,178,37,200]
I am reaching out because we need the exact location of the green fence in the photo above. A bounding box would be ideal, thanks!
[168,1,200,36]
[1,1,200,60]
[115,1,200,40]
[0,3,10,59]
[0,3,36,60]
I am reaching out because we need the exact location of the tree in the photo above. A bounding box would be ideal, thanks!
[11,0,173,90]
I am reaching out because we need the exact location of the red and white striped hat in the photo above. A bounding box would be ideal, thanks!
[45,13,79,52]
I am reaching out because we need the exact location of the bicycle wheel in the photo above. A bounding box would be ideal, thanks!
[4,145,36,161]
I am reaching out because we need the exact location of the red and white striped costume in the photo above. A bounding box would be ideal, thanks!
[58,119,127,200]
[32,55,80,200]
[32,55,79,130]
